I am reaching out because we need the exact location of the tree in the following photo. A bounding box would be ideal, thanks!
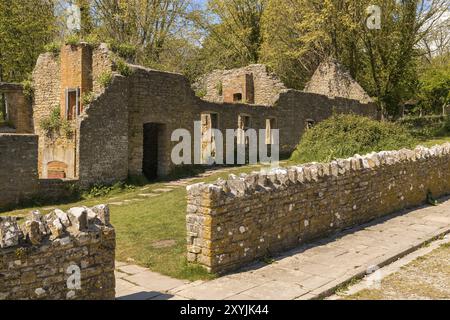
[91,0,194,65]
[0,0,56,120]
[194,0,267,72]
[261,0,449,117]
[0,0,57,82]
[417,53,450,115]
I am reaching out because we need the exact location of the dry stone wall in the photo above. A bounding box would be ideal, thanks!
[0,205,115,300]
[187,144,450,273]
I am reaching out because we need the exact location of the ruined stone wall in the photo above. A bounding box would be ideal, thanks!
[196,64,287,106]
[274,90,379,153]
[125,65,377,178]
[304,59,373,104]
[0,205,115,300]
[126,66,288,177]
[0,133,78,210]
[0,82,33,134]
[0,134,39,209]
[32,52,62,177]
[92,44,114,96]
[186,144,450,273]
[77,76,129,187]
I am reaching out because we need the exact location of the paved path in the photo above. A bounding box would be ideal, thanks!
[116,198,450,300]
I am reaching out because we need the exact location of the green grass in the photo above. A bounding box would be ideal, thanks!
[416,135,450,148]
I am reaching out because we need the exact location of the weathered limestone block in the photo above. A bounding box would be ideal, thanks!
[67,207,88,231]
[22,220,43,245]
[0,217,21,248]
[0,204,115,300]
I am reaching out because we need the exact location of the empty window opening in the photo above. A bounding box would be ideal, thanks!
[201,113,219,164]
[217,82,223,96]
[65,88,80,120]
[233,93,243,102]
[265,118,277,145]
[238,115,251,131]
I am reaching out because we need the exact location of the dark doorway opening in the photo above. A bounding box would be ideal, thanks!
[143,123,163,180]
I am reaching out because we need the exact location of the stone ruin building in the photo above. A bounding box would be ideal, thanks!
[0,43,377,208]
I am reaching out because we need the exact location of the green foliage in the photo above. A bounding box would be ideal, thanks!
[291,114,415,164]
[261,0,448,116]
[216,81,223,96]
[109,41,137,61]
[195,0,266,73]
[427,191,438,206]
[195,89,207,98]
[81,91,95,106]
[65,34,81,46]
[417,55,450,115]
[84,33,101,48]
[44,42,61,55]
[97,71,113,87]
[39,107,73,138]
[83,182,135,199]
[114,58,133,77]
[398,115,450,139]
[21,75,33,100]
[0,0,57,82]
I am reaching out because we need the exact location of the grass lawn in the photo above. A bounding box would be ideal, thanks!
[2,135,450,281]
[417,135,450,147]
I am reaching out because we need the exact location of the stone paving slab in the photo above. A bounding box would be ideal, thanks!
[115,197,450,300]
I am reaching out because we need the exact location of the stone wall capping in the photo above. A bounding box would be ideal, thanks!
[0,205,115,300]
[187,144,450,203]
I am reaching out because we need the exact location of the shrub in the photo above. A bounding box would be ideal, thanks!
[97,71,113,87]
[39,106,73,138]
[397,115,450,138]
[21,75,33,100]
[84,33,101,48]
[83,182,135,199]
[65,34,80,46]
[290,114,415,164]
[216,81,223,96]
[195,89,207,98]
[109,41,137,61]
[44,42,61,55]
[81,91,95,106]
[114,58,133,77]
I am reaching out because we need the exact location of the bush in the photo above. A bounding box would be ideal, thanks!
[44,42,61,55]
[97,71,113,87]
[109,41,137,61]
[397,115,450,138]
[290,114,415,164]
[83,182,135,199]
[39,106,73,138]
[81,91,95,106]
[65,34,80,46]
[114,58,133,76]
[21,75,33,100]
